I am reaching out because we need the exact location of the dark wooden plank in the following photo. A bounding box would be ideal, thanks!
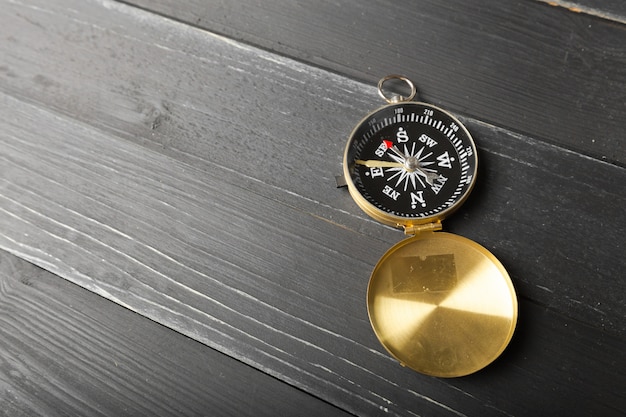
[119,0,626,166]
[1,0,625,416]
[0,250,352,417]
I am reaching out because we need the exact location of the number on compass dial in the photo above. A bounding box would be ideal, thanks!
[347,102,478,220]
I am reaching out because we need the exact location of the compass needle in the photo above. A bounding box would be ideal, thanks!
[389,145,408,161]
[355,159,404,168]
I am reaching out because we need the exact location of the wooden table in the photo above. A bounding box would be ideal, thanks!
[1,1,624,415]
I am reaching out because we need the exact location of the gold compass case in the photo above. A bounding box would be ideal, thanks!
[343,75,518,377]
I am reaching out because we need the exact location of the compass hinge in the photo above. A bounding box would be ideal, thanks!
[403,222,442,236]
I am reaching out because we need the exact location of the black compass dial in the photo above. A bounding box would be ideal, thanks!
[344,102,478,224]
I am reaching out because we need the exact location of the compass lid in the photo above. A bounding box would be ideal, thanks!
[367,232,517,377]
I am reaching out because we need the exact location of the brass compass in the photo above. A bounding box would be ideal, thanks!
[342,75,517,377]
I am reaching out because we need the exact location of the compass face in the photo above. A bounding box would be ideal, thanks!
[344,102,478,227]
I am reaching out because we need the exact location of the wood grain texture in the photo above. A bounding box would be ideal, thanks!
[120,0,626,166]
[1,0,625,415]
[0,250,351,417]
[537,0,626,23]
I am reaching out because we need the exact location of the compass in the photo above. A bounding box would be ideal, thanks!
[344,75,477,229]
[342,75,517,377]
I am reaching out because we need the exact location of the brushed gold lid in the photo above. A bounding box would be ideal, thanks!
[367,232,517,377]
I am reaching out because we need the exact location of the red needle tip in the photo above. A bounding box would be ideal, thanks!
[383,140,393,149]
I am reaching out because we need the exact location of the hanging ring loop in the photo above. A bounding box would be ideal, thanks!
[377,75,417,104]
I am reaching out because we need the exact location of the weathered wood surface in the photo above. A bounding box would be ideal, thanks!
[122,0,626,166]
[0,250,351,416]
[1,0,625,415]
[537,0,626,23]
